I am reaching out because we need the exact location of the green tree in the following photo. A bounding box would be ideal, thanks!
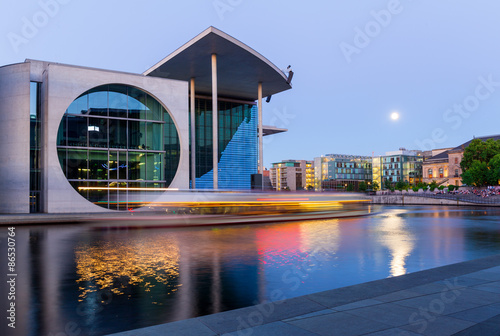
[487,154,500,185]
[460,138,500,172]
[306,185,314,191]
[429,180,438,191]
[448,185,455,191]
[372,181,380,191]
[346,184,354,192]
[395,181,404,191]
[358,181,367,192]
[461,161,490,187]
[438,185,445,191]
[384,179,392,190]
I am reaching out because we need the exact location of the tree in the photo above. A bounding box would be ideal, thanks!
[461,161,490,187]
[460,138,500,187]
[372,181,380,191]
[306,185,314,191]
[429,180,438,191]
[487,154,500,185]
[346,184,354,192]
[358,181,367,192]
[461,138,500,172]
[384,179,392,190]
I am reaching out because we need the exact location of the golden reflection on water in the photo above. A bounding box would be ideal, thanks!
[74,236,180,300]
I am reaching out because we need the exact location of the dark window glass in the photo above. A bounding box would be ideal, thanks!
[109,119,127,149]
[89,150,108,180]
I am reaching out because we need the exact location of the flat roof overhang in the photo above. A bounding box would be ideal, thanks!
[262,125,287,136]
[143,27,292,101]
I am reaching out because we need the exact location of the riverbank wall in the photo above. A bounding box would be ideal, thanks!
[370,195,498,206]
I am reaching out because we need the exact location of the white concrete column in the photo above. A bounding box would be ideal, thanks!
[258,82,263,175]
[211,54,218,190]
[190,78,196,189]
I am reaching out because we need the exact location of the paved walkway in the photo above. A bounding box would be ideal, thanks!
[108,254,500,336]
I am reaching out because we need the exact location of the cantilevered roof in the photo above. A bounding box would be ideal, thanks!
[143,27,292,101]
[262,125,287,136]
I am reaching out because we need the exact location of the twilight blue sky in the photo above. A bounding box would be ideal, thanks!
[2,0,500,168]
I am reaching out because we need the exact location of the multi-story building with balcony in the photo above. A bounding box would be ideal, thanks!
[373,149,423,188]
[269,160,314,191]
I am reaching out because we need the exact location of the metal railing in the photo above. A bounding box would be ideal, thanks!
[403,192,500,204]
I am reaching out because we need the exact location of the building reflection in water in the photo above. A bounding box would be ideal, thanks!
[75,237,181,299]
[8,206,500,336]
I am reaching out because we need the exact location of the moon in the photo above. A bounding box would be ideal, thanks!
[390,112,400,121]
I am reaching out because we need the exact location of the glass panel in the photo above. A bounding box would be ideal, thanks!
[58,148,67,175]
[89,150,108,180]
[108,85,128,118]
[109,151,117,180]
[117,182,128,210]
[88,88,108,116]
[146,96,160,121]
[88,118,108,148]
[88,181,108,208]
[128,152,146,180]
[67,95,88,115]
[128,120,144,149]
[109,119,127,149]
[67,149,88,179]
[67,115,88,147]
[146,153,164,181]
[147,123,162,150]
[128,87,147,119]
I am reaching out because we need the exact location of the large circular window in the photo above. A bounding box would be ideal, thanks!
[56,84,180,210]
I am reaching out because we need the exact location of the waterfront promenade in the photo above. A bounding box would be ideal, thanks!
[108,254,500,336]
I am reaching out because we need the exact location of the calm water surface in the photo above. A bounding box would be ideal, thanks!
[2,206,500,336]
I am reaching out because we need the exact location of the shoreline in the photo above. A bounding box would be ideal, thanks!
[107,254,500,336]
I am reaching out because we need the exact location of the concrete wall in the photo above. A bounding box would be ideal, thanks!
[42,62,189,213]
[0,63,31,213]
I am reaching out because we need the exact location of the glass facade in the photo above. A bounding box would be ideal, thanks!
[192,97,257,189]
[57,85,180,209]
[381,154,422,185]
[314,155,372,191]
[30,82,42,213]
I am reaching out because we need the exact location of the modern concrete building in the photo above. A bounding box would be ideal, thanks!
[0,27,291,213]
[314,154,372,191]
[269,160,314,191]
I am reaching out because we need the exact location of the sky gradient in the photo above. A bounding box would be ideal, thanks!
[2,0,500,168]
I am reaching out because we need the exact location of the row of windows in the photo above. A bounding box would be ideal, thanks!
[58,115,164,150]
[59,149,165,182]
